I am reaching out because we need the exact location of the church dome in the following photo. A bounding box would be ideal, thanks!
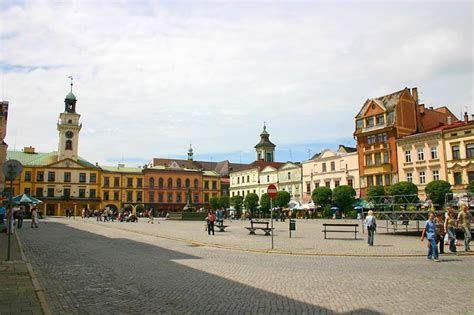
[65,91,76,101]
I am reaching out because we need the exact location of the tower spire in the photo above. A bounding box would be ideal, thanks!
[68,75,73,93]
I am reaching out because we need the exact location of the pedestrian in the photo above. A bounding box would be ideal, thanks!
[364,210,376,246]
[457,204,472,252]
[0,205,6,224]
[31,207,39,228]
[444,208,457,254]
[147,208,154,224]
[435,213,445,254]
[207,210,216,235]
[421,212,439,262]
[82,208,85,219]
[102,209,108,222]
[17,207,25,229]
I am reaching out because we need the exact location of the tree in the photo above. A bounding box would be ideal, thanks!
[468,181,474,194]
[219,196,230,209]
[210,197,220,210]
[274,191,291,208]
[136,204,144,214]
[366,185,385,202]
[425,180,452,208]
[387,181,419,204]
[244,193,259,214]
[332,185,356,212]
[230,195,244,217]
[259,193,271,212]
[311,187,332,207]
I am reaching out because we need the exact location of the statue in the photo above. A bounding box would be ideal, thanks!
[183,188,195,212]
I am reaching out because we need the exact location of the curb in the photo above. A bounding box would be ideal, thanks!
[76,219,474,258]
[16,232,52,315]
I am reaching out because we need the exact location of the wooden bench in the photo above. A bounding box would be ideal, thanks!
[215,220,228,232]
[322,223,359,240]
[245,220,273,236]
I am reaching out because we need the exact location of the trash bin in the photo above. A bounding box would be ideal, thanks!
[290,219,296,231]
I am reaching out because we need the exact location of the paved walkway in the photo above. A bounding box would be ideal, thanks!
[63,217,472,256]
[17,218,474,314]
[0,228,46,315]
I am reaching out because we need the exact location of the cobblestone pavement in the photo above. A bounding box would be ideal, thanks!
[68,217,472,256]
[18,219,474,314]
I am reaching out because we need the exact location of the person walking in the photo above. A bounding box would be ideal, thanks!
[31,207,39,228]
[207,210,216,235]
[16,207,25,229]
[435,213,445,254]
[444,208,457,254]
[421,212,439,262]
[147,208,154,224]
[457,204,472,252]
[364,210,376,246]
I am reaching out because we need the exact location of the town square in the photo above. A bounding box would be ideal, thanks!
[0,0,473,314]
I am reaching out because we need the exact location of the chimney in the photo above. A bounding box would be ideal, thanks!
[411,88,418,104]
[464,112,469,123]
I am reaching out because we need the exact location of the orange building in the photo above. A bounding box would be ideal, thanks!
[354,87,457,196]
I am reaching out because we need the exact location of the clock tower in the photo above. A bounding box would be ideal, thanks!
[57,78,82,161]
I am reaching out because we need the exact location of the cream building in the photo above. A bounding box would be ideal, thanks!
[302,145,360,201]
[396,129,446,199]
[277,162,302,201]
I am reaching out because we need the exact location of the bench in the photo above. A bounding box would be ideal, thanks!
[215,220,228,232]
[322,223,359,240]
[245,220,273,236]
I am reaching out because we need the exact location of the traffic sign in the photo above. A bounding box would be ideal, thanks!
[267,184,278,199]
[2,160,23,180]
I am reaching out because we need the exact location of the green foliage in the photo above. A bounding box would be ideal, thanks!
[366,185,385,202]
[322,205,332,218]
[210,197,220,210]
[219,196,230,209]
[345,210,358,219]
[124,204,133,212]
[274,191,291,208]
[311,187,332,207]
[332,185,356,212]
[425,180,452,208]
[244,193,259,214]
[136,204,144,213]
[259,193,271,212]
[388,181,418,196]
[468,181,474,194]
[230,195,243,210]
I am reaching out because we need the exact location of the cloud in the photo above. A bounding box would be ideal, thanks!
[0,1,472,166]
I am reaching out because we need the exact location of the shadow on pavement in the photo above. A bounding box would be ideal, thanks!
[18,222,381,314]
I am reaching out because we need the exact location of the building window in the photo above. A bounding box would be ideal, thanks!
[24,187,31,195]
[79,189,86,198]
[348,179,353,187]
[267,175,270,183]
[177,178,182,187]
[127,191,133,202]
[376,114,385,126]
[149,191,154,202]
[212,181,217,190]
[378,133,387,143]
[387,111,395,124]
[237,177,240,184]
[384,174,391,186]
[417,148,424,161]
[383,152,389,164]
[367,135,377,144]
[356,119,364,130]
[242,176,245,183]
[247,175,250,182]
[314,182,320,188]
[167,178,172,188]
[194,179,199,188]
[330,161,335,171]
[322,163,327,172]
[405,150,412,163]
[376,174,383,186]
[37,171,44,182]
[176,192,182,203]
[374,153,381,165]
[158,192,164,203]
[47,188,54,197]
[325,181,330,188]
[91,189,97,199]
[419,171,426,184]
[64,172,71,183]
[64,188,70,198]
[149,177,154,188]
[185,179,190,188]
[452,145,460,160]
[366,116,374,127]
[430,146,438,159]
[454,172,462,185]
[127,178,133,187]
[204,181,209,189]
[287,172,291,180]
[193,194,199,203]
[468,172,474,183]
[406,173,413,183]
[365,155,373,166]
[137,178,143,188]
[367,176,374,187]
[204,193,209,202]
[65,140,72,150]
[136,191,142,202]
[104,177,110,187]
[114,191,119,201]
[306,183,311,193]
[158,178,163,188]
[35,188,43,197]
[48,171,55,182]
[103,191,109,201]
[466,143,474,158]
[79,173,86,183]
[167,192,173,203]
[25,171,31,182]
[114,177,120,187]
[335,180,340,187]
[432,170,440,181]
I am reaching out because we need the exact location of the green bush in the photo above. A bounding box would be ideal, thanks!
[322,205,332,218]
[332,185,356,212]
[425,180,451,208]
[345,210,357,219]
[312,187,332,207]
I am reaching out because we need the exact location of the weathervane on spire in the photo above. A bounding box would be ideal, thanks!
[68,75,73,92]
[263,120,266,130]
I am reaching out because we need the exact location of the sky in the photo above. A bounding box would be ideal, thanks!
[0,0,472,166]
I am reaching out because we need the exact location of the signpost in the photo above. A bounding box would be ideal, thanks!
[267,184,277,250]
[2,160,23,261]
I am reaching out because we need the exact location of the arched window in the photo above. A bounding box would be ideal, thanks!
[149,177,155,188]
[168,178,173,188]
[185,178,190,188]
[194,179,199,188]
[177,178,182,188]
[65,140,72,150]
[158,178,164,188]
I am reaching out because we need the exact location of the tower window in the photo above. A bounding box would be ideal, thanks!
[65,140,73,150]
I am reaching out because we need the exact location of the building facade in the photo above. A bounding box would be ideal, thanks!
[277,162,303,201]
[354,87,457,196]
[302,145,360,201]
[0,101,9,194]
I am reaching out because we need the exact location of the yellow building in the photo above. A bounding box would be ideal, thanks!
[202,170,221,204]
[100,165,144,214]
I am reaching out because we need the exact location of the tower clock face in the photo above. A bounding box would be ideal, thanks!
[66,131,74,139]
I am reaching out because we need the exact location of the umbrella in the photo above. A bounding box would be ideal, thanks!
[12,194,42,205]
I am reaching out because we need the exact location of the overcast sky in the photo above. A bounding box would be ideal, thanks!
[1,0,472,166]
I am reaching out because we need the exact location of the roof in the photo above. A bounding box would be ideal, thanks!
[7,150,97,169]
[150,158,250,176]
[337,145,357,153]
[233,160,285,172]
[254,125,276,148]
[101,166,143,174]
[65,91,76,101]
[397,120,468,141]
[356,88,408,119]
